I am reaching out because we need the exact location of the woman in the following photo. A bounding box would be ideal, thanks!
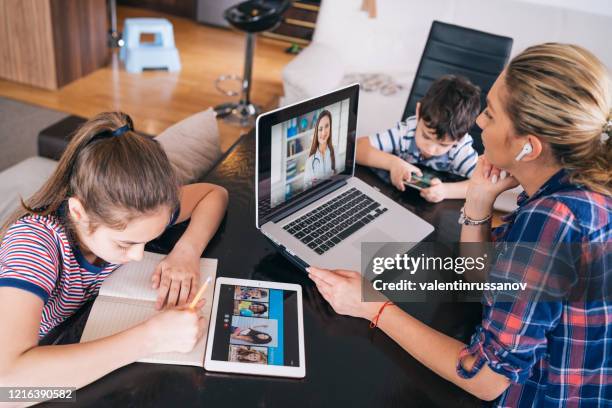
[308,43,611,407]
[234,346,267,364]
[303,110,337,188]
[230,325,272,345]
[239,301,268,317]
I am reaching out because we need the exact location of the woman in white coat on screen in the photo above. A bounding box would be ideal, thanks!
[304,110,337,188]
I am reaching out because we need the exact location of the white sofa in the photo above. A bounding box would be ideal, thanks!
[282,0,612,137]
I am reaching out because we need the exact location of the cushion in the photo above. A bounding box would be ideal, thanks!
[156,108,223,185]
[0,156,58,225]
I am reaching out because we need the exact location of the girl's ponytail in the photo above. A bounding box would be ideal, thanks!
[1,112,178,240]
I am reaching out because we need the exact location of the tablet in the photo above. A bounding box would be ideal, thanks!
[204,278,306,378]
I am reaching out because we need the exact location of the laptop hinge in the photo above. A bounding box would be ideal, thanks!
[269,179,348,224]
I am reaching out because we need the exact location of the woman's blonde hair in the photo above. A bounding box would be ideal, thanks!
[0,112,179,240]
[504,43,611,195]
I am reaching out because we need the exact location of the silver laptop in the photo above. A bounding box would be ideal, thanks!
[255,84,434,272]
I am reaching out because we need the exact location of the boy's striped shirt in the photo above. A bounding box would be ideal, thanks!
[368,116,479,178]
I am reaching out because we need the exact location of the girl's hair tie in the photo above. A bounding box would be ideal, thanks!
[110,124,132,136]
[88,123,134,145]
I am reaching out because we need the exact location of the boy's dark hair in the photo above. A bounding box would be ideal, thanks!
[419,75,481,141]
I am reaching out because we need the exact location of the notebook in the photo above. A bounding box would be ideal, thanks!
[80,251,217,367]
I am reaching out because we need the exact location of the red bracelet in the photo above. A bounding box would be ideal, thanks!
[369,301,394,328]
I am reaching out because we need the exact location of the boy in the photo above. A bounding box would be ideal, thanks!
[356,75,481,202]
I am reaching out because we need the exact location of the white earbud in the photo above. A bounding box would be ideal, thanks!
[515,142,533,161]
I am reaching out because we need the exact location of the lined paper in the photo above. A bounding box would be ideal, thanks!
[80,252,217,367]
[100,252,217,302]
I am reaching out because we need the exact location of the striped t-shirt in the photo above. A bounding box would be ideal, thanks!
[368,115,479,178]
[0,213,119,338]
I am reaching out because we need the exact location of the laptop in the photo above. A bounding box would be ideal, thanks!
[255,84,434,272]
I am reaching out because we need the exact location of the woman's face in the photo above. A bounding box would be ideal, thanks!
[245,353,261,362]
[317,116,331,146]
[250,304,265,313]
[475,71,520,170]
[256,333,270,341]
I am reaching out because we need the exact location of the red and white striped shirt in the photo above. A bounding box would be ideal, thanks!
[0,213,118,338]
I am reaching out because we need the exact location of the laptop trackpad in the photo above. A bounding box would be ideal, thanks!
[351,228,394,252]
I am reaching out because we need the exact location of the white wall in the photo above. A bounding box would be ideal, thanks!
[515,0,612,17]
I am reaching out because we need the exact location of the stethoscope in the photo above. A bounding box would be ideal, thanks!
[311,156,321,172]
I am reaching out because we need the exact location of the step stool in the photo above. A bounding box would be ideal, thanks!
[120,18,181,73]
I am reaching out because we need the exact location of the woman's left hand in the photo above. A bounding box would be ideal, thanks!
[152,245,201,309]
[307,267,382,320]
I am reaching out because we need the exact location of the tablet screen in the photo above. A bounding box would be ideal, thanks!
[210,284,300,367]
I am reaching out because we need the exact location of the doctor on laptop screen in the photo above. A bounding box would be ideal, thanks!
[270,99,350,208]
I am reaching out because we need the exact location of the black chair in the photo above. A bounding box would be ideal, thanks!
[402,21,513,153]
[215,0,292,127]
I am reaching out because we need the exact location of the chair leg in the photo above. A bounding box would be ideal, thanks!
[107,0,123,48]
[214,33,261,128]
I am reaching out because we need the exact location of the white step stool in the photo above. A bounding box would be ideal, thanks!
[120,18,181,73]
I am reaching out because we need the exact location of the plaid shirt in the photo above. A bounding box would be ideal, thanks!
[456,170,611,407]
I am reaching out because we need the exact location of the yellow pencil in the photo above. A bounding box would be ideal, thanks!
[189,276,212,309]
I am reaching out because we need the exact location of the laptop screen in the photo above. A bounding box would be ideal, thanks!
[256,85,359,227]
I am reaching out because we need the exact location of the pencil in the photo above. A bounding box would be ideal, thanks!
[189,276,212,309]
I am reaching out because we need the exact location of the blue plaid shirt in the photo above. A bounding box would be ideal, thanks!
[456,170,611,407]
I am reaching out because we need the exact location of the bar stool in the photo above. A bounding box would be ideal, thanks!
[215,0,291,127]
[120,18,181,73]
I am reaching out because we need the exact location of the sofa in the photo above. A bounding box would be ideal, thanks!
[282,0,612,137]
[0,111,223,226]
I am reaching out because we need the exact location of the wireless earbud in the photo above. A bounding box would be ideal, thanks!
[515,142,533,161]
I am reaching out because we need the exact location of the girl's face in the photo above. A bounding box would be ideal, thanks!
[317,116,331,146]
[475,71,520,170]
[69,199,171,264]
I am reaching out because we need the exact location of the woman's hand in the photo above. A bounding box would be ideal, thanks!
[152,245,201,310]
[307,267,384,320]
[389,157,423,192]
[420,178,446,202]
[465,156,519,219]
[143,301,206,354]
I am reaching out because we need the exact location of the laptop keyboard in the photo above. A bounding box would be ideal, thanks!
[282,188,387,255]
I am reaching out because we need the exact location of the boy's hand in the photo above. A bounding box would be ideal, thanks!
[420,178,446,202]
[389,156,422,191]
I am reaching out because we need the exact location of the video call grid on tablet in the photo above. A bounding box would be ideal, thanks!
[211,285,300,367]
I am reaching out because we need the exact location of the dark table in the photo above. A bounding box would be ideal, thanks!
[46,132,483,408]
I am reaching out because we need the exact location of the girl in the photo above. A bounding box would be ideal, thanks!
[0,112,228,389]
[304,110,337,188]
[308,43,611,407]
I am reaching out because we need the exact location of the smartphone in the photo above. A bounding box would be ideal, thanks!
[403,170,435,190]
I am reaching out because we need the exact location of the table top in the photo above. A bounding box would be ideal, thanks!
[49,132,483,408]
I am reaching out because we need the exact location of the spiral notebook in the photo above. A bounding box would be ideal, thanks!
[80,251,217,367]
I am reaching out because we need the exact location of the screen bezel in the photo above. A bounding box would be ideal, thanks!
[256,84,360,228]
[204,277,306,378]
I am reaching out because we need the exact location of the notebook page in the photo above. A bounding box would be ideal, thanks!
[80,297,208,366]
[100,251,217,302]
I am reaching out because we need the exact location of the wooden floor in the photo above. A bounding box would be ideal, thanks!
[0,6,296,151]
